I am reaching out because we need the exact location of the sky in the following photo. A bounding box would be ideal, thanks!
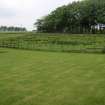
[0,0,79,30]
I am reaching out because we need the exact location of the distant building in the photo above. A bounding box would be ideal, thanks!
[32,30,37,32]
[92,23,105,30]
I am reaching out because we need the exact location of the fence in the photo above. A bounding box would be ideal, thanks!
[0,36,105,53]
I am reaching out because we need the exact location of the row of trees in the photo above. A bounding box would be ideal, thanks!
[35,0,105,33]
[0,26,27,32]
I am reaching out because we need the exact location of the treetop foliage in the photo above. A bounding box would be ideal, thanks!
[0,26,27,32]
[35,0,105,33]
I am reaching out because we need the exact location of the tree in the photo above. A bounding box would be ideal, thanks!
[35,0,105,34]
[0,26,27,32]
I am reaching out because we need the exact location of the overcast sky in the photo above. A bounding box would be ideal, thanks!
[0,0,79,30]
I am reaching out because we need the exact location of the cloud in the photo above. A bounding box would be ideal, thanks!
[0,8,16,18]
[0,0,79,30]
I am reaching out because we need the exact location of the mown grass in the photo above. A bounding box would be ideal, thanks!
[0,48,105,105]
[0,32,30,39]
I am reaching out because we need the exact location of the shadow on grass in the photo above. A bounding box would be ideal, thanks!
[0,51,8,54]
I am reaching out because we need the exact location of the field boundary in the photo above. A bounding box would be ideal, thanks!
[0,33,105,54]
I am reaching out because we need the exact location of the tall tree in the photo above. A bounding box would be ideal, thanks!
[35,0,105,34]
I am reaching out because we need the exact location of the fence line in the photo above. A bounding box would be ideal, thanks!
[0,38,105,53]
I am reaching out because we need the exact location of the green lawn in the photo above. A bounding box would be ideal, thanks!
[0,48,105,105]
[0,32,30,39]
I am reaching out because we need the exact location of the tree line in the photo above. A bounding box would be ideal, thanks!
[35,0,105,34]
[0,26,27,32]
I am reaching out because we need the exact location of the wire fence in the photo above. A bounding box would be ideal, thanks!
[0,35,105,53]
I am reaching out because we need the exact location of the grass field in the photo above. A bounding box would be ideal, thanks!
[0,48,105,105]
[0,32,28,39]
